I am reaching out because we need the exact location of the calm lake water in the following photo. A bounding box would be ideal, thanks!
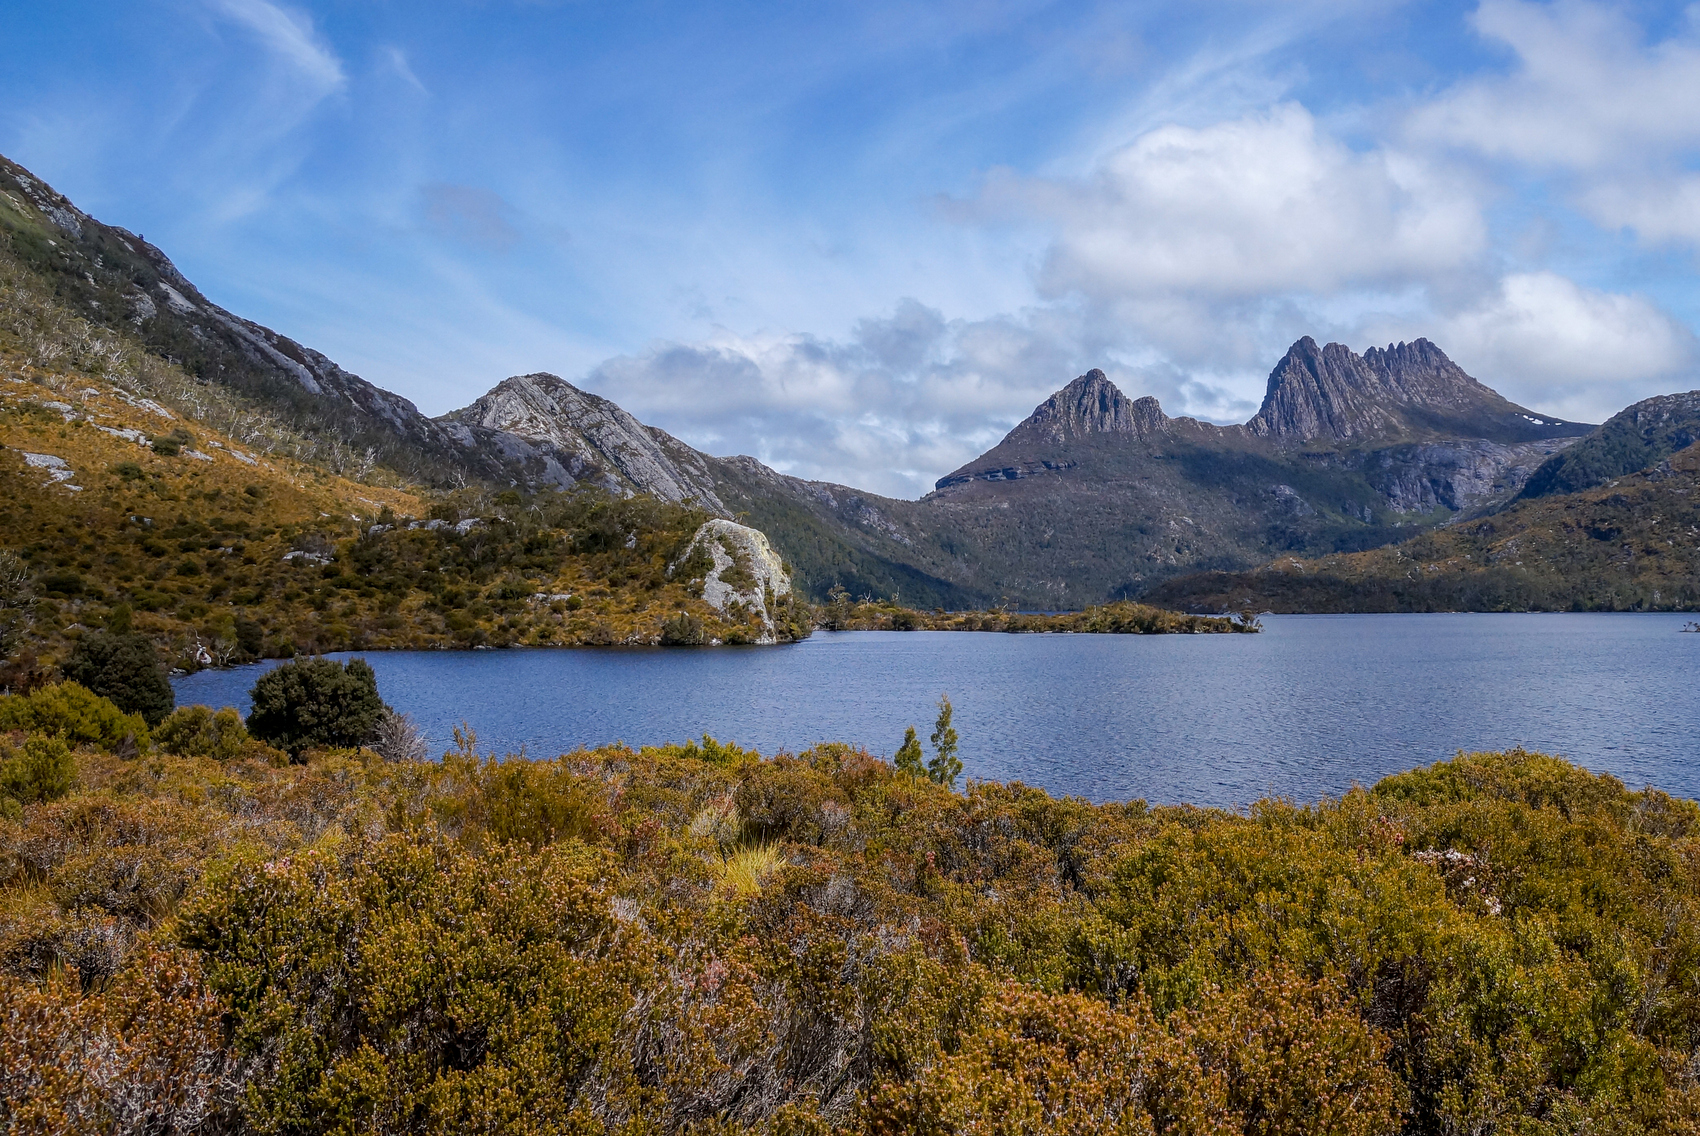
[172,613,1699,808]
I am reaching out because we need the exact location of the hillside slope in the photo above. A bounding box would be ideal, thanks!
[1517,390,1700,500]
[1147,441,1700,613]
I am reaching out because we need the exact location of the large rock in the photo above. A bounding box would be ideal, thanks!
[672,520,793,643]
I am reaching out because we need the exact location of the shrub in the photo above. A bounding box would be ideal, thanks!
[370,707,428,762]
[153,705,251,761]
[0,733,75,811]
[62,632,174,726]
[245,657,386,757]
[0,682,150,752]
[660,611,704,645]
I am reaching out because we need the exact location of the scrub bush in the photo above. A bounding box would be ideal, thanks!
[153,705,253,761]
[3,743,1700,1132]
[0,682,149,752]
[62,631,174,726]
[245,657,386,757]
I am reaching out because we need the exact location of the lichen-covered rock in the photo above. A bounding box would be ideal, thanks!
[672,519,792,643]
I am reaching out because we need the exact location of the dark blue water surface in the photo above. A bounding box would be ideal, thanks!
[172,614,1700,807]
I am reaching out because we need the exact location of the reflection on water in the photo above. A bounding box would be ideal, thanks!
[173,613,1700,807]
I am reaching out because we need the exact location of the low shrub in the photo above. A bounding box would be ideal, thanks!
[0,682,149,753]
[153,705,259,762]
[0,733,75,814]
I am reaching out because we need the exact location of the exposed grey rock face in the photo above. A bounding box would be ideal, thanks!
[673,519,793,643]
[1006,370,1180,444]
[439,374,728,512]
[1333,439,1579,513]
[1247,337,1588,445]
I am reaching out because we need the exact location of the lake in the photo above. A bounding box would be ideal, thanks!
[172,613,1700,808]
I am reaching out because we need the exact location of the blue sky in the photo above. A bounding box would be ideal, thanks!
[5,0,1699,496]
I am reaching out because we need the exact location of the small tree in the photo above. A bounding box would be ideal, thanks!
[894,725,925,778]
[247,657,386,758]
[63,624,174,726]
[928,694,961,789]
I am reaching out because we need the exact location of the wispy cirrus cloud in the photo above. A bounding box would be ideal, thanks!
[204,0,345,95]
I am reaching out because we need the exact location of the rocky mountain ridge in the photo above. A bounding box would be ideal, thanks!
[10,149,1672,611]
[439,373,728,511]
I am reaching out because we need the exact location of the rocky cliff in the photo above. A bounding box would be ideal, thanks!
[1247,338,1587,444]
[672,519,795,643]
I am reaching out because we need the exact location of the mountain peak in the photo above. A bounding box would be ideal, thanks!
[1248,337,1587,445]
[441,374,728,512]
[1005,369,1170,446]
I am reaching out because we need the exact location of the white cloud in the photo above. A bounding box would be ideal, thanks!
[205,0,345,95]
[1578,175,1700,246]
[579,301,1099,498]
[381,46,428,95]
[1433,273,1697,421]
[977,103,1484,304]
[1408,0,1700,246]
[1409,0,1700,169]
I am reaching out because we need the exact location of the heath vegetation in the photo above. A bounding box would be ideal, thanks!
[2,681,1699,1133]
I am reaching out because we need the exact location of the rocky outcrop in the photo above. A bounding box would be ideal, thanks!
[672,520,794,643]
[1003,370,1177,445]
[439,374,728,511]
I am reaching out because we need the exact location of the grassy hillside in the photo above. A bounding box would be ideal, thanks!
[0,342,811,671]
[1148,441,1700,613]
[5,713,1700,1133]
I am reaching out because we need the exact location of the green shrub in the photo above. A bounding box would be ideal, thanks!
[246,657,386,757]
[659,611,704,645]
[0,682,150,752]
[62,631,174,726]
[0,733,75,810]
[154,705,251,761]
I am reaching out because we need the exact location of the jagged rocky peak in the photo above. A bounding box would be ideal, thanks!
[1248,336,1590,445]
[1008,369,1170,445]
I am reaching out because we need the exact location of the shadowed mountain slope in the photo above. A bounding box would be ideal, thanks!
[919,343,1591,604]
[1517,391,1700,500]
[1147,441,1700,614]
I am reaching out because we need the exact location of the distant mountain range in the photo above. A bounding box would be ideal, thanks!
[11,151,1696,612]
